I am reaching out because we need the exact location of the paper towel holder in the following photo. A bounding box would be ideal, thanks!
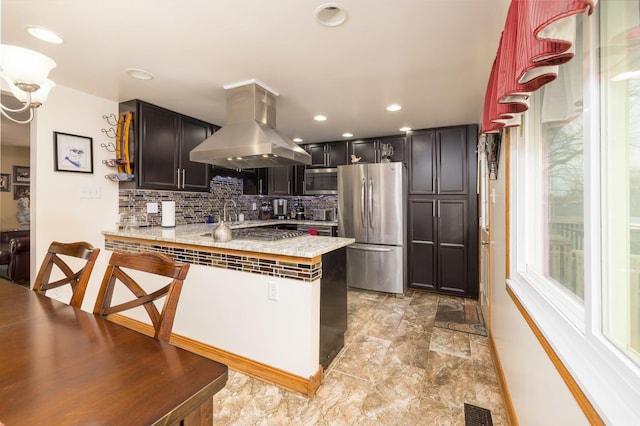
[161,201,176,228]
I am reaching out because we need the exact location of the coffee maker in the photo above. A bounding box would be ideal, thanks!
[272,199,288,219]
[294,199,305,220]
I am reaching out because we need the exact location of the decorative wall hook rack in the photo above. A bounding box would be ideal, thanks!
[102,113,118,138]
[100,142,116,152]
[103,113,118,126]
[101,127,117,138]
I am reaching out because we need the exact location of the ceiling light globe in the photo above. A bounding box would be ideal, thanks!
[0,44,56,87]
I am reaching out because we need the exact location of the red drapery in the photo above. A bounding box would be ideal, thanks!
[482,0,595,134]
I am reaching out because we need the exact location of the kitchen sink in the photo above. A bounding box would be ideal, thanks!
[202,228,306,241]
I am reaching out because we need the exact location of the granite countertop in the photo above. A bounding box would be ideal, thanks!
[102,220,352,259]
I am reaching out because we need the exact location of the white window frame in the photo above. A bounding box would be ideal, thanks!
[507,7,640,424]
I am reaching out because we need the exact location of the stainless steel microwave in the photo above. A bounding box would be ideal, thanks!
[304,168,338,195]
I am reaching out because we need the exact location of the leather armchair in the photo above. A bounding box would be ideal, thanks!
[0,230,30,283]
[8,237,30,282]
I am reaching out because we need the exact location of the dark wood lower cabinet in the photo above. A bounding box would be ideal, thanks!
[409,197,476,298]
[409,199,436,290]
[437,199,469,295]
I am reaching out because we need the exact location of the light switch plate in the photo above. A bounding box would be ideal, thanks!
[147,202,159,213]
[80,187,101,199]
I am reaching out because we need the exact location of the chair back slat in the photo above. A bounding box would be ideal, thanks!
[93,252,189,342]
[32,241,100,308]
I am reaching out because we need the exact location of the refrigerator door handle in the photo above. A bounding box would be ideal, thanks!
[368,178,374,227]
[360,178,366,226]
[349,244,393,252]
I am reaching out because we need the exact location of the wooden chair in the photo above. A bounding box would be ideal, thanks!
[93,251,190,342]
[33,241,100,308]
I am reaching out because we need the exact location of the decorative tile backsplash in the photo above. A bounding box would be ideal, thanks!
[119,176,337,227]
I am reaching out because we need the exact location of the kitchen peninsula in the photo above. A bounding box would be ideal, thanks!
[102,220,353,397]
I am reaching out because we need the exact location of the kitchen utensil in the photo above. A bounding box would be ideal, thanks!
[259,202,272,220]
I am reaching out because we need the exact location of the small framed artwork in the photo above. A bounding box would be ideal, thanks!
[13,165,30,183]
[54,132,94,173]
[13,185,30,200]
[0,174,10,192]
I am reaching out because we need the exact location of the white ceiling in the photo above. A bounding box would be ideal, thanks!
[1,0,509,147]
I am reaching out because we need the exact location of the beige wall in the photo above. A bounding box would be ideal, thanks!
[31,84,119,310]
[489,131,588,425]
[0,145,30,229]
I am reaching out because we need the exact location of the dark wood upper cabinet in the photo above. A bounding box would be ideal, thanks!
[307,144,328,167]
[409,130,436,194]
[241,168,268,195]
[119,100,213,192]
[349,136,406,165]
[268,166,304,196]
[409,127,468,195]
[305,141,348,167]
[437,128,468,194]
[327,142,349,166]
[350,139,377,163]
[181,116,214,191]
[379,136,406,163]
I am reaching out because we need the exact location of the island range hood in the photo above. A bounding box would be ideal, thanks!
[190,81,311,168]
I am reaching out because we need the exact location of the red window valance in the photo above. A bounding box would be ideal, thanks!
[482,0,596,134]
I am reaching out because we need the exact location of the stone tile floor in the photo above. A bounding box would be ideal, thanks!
[212,288,508,425]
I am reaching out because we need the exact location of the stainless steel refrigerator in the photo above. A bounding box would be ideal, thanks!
[338,162,406,295]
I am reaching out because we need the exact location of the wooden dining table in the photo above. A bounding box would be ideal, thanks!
[0,279,228,425]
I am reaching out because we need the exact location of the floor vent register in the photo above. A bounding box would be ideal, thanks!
[464,403,493,426]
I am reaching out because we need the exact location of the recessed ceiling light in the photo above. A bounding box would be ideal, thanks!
[293,138,303,143]
[25,26,64,44]
[342,132,353,138]
[400,126,412,132]
[314,115,327,122]
[126,68,154,80]
[386,104,402,112]
[314,3,349,27]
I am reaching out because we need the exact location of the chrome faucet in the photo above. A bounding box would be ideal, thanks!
[223,199,237,222]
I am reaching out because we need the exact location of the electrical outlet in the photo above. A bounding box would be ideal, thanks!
[252,202,257,211]
[147,202,159,213]
[268,281,279,301]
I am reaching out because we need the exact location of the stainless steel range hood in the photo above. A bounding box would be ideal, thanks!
[190,81,311,168]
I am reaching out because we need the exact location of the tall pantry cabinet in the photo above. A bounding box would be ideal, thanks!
[408,125,478,298]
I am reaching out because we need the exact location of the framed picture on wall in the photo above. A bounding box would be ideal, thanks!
[0,174,10,192]
[53,132,94,173]
[13,185,29,200]
[13,166,30,183]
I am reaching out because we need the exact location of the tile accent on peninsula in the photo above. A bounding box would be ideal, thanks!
[105,236,322,282]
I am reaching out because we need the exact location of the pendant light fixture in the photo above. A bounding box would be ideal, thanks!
[1,44,57,124]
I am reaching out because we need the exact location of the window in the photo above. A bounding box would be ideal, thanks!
[600,0,640,366]
[534,29,586,301]
[510,1,640,422]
